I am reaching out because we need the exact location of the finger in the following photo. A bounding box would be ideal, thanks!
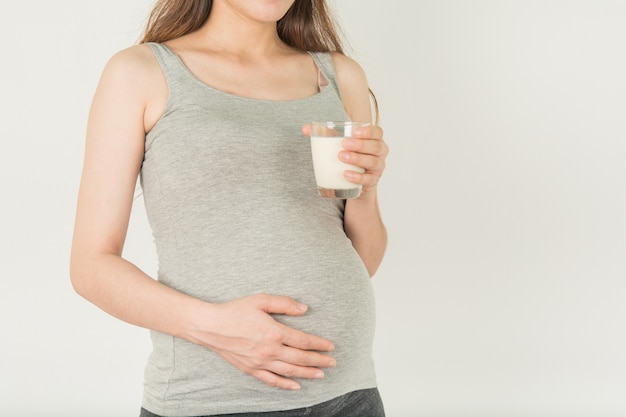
[352,125,384,140]
[214,347,305,390]
[339,150,385,173]
[255,294,308,316]
[279,325,335,352]
[252,369,302,391]
[301,124,311,137]
[342,137,389,157]
[344,170,382,187]
[268,360,327,380]
[276,345,337,369]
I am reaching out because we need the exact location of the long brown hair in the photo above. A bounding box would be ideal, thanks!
[140,0,378,123]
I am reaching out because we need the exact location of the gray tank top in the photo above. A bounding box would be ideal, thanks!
[140,42,377,416]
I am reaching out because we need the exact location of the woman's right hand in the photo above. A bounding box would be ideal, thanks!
[184,293,336,390]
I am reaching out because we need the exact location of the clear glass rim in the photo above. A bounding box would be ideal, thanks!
[311,121,370,128]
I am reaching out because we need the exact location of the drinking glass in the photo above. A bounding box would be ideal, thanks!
[310,121,368,199]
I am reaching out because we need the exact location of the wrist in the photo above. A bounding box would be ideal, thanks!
[176,297,218,344]
[346,187,380,213]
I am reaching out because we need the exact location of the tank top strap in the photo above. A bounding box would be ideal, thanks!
[146,42,190,90]
[309,52,342,97]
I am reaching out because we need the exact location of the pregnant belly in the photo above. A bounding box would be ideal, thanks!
[147,245,378,406]
[275,268,376,353]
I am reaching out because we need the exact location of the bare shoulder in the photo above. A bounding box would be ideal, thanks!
[101,44,161,86]
[330,52,368,88]
[96,44,167,131]
[330,52,372,122]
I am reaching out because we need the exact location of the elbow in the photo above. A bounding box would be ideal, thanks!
[69,256,87,297]
[367,267,378,278]
[69,250,95,299]
[366,261,382,278]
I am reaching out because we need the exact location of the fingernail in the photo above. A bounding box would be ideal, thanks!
[290,383,301,390]
[339,151,351,162]
[343,138,355,149]
[315,370,325,379]
[297,303,308,312]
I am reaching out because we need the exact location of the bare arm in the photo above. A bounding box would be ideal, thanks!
[70,46,335,390]
[329,53,389,276]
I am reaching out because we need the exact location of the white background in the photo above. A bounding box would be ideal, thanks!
[1,1,625,416]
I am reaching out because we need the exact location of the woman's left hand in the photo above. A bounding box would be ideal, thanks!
[302,124,389,198]
[338,124,388,197]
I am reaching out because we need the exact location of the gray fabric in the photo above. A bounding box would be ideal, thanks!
[140,42,377,417]
[140,388,385,417]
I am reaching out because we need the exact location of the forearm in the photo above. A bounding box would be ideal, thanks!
[70,252,336,390]
[344,190,387,277]
[70,253,207,340]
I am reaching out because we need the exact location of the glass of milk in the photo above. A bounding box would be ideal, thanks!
[310,121,368,199]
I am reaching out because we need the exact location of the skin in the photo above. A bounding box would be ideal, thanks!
[70,0,388,392]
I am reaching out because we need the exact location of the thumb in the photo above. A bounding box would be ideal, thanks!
[301,123,311,137]
[256,294,308,316]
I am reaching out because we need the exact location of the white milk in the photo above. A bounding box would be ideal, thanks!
[310,136,364,190]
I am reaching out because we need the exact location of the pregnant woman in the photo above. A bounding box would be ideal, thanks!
[70,1,389,416]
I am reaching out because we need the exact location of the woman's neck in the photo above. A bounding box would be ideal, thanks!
[190,3,291,59]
